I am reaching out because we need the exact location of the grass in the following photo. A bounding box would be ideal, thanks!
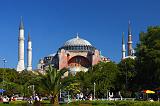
[68,100,160,106]
[0,100,160,106]
[0,101,27,106]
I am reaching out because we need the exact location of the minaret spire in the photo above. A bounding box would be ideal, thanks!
[122,32,125,44]
[128,20,131,35]
[19,16,24,29]
[17,17,25,72]
[127,20,133,56]
[122,32,126,59]
[28,32,31,41]
[27,32,32,71]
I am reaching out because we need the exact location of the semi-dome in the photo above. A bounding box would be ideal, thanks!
[63,35,92,46]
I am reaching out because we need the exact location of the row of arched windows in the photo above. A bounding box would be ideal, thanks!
[61,46,95,51]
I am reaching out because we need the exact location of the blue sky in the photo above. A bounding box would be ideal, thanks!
[0,0,160,69]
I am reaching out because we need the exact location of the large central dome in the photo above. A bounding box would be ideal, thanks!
[59,35,95,52]
[63,35,92,46]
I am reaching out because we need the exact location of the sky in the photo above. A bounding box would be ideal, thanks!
[0,0,160,69]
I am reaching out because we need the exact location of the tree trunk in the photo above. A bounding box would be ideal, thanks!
[50,95,59,105]
[34,100,41,106]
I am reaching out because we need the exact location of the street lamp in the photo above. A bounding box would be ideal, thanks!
[60,82,61,98]
[68,91,69,102]
[2,58,7,95]
[124,61,127,89]
[94,82,96,100]
[32,85,35,96]
[28,85,35,96]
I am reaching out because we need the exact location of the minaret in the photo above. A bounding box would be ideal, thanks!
[16,17,25,72]
[122,32,126,59]
[27,32,32,71]
[127,20,133,56]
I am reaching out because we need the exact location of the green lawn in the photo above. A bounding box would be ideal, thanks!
[0,100,160,106]
[0,101,27,106]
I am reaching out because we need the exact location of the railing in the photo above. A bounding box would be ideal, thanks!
[107,98,136,101]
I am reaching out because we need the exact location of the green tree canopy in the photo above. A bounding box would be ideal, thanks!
[77,62,120,98]
[118,58,136,90]
[135,26,160,90]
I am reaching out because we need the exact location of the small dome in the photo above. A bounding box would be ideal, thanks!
[48,53,56,57]
[63,35,92,46]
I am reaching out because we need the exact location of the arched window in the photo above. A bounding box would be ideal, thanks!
[75,46,77,50]
[86,46,88,50]
[84,46,86,50]
[82,46,84,50]
[69,46,71,50]
[78,46,80,50]
[80,46,83,50]
[71,46,73,50]
[66,47,68,50]
[74,46,76,50]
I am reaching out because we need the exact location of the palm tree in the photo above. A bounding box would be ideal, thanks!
[39,65,67,104]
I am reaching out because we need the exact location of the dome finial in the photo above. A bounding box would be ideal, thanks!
[76,33,79,39]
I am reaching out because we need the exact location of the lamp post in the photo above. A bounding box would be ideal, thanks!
[68,91,69,102]
[94,82,96,100]
[28,85,35,96]
[32,85,35,97]
[60,82,61,98]
[124,61,127,89]
[2,58,7,95]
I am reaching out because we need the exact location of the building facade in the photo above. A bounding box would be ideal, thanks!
[37,35,110,75]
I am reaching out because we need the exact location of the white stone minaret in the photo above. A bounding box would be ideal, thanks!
[17,18,25,72]
[27,32,32,71]
[128,20,133,56]
[122,32,126,59]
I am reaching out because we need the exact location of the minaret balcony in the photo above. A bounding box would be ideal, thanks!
[18,38,24,40]
[128,41,132,43]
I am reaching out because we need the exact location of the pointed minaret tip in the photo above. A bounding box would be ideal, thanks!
[28,32,31,41]
[122,32,125,44]
[19,16,24,29]
[128,20,131,35]
[76,33,79,39]
[128,20,131,24]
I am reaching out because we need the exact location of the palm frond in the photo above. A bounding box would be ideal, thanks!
[38,65,68,96]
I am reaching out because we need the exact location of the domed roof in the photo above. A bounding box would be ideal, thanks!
[63,35,92,46]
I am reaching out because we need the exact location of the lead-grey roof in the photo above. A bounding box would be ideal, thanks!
[63,35,92,46]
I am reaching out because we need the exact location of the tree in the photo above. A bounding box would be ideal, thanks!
[78,62,119,98]
[15,70,37,96]
[135,26,160,90]
[0,68,21,96]
[38,65,67,104]
[62,74,80,98]
[118,58,136,97]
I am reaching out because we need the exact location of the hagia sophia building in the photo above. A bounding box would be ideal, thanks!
[37,21,136,75]
[16,18,135,74]
[37,34,110,75]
